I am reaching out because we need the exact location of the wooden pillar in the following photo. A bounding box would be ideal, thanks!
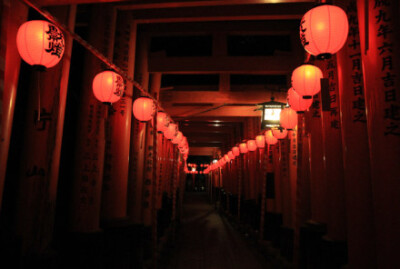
[0,0,28,210]
[317,57,347,241]
[279,138,291,228]
[259,145,267,240]
[334,1,377,267]
[101,10,133,221]
[128,30,148,224]
[70,5,111,233]
[14,7,76,253]
[288,128,298,229]
[357,0,400,267]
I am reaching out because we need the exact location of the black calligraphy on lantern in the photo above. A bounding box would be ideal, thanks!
[300,19,309,47]
[45,24,64,58]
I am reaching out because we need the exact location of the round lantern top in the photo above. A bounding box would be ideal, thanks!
[232,146,240,156]
[239,143,248,154]
[272,128,288,140]
[255,135,265,148]
[92,71,124,104]
[265,130,278,145]
[280,107,298,130]
[287,87,313,113]
[247,140,257,152]
[17,20,65,68]
[133,97,155,122]
[300,4,349,59]
[291,64,323,99]
[157,112,170,132]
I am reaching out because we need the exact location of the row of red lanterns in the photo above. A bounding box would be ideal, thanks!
[203,128,291,174]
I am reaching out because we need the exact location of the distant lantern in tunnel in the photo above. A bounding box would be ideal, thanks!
[239,143,248,154]
[256,135,265,148]
[291,65,323,99]
[157,112,170,132]
[224,154,230,162]
[178,136,187,149]
[265,130,278,145]
[287,87,313,112]
[247,140,257,151]
[172,131,183,144]
[300,4,349,59]
[280,107,298,130]
[16,20,65,68]
[228,151,235,160]
[232,146,240,156]
[133,97,155,122]
[164,123,178,140]
[92,71,124,104]
[272,128,288,140]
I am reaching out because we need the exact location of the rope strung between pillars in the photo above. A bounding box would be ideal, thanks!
[19,0,165,111]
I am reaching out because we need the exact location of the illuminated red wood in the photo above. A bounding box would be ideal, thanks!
[357,0,400,267]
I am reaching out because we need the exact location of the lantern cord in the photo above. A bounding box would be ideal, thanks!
[19,0,167,113]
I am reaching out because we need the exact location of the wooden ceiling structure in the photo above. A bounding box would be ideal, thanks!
[38,0,315,157]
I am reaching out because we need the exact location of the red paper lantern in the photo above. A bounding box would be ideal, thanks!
[92,71,124,104]
[179,137,188,149]
[16,20,65,68]
[164,123,178,140]
[156,112,170,132]
[291,64,323,99]
[172,131,183,144]
[280,107,298,130]
[224,154,230,162]
[287,87,313,112]
[265,130,278,145]
[272,128,288,140]
[133,97,155,122]
[256,135,265,148]
[300,4,349,59]
[228,151,235,160]
[232,146,240,156]
[239,143,248,154]
[247,140,257,152]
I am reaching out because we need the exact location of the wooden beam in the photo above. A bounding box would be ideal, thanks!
[165,105,263,117]
[161,90,286,104]
[189,147,220,156]
[149,54,300,74]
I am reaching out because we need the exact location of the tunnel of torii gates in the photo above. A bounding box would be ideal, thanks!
[0,0,400,268]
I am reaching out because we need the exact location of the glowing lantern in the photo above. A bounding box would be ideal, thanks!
[92,71,124,104]
[157,112,170,132]
[133,97,155,122]
[228,151,235,160]
[232,147,240,156]
[172,131,183,144]
[265,130,278,145]
[300,4,349,59]
[224,154,230,162]
[272,128,288,140]
[16,20,65,68]
[260,98,285,129]
[164,123,178,140]
[287,87,313,112]
[256,135,265,148]
[239,143,248,154]
[280,107,298,130]
[178,136,188,149]
[247,140,257,151]
[291,65,323,99]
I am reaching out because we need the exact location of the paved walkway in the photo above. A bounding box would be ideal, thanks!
[161,192,268,269]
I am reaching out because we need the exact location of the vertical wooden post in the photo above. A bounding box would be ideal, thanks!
[259,145,267,240]
[0,0,28,210]
[128,30,148,224]
[14,6,76,253]
[357,1,400,267]
[101,10,133,221]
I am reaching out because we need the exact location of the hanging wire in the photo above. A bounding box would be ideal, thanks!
[19,0,168,113]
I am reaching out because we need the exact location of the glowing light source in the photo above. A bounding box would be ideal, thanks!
[133,97,155,122]
[92,71,124,104]
[265,130,278,145]
[239,143,248,154]
[260,98,285,129]
[280,107,298,130]
[291,65,323,99]
[256,135,266,148]
[272,128,288,140]
[287,87,313,112]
